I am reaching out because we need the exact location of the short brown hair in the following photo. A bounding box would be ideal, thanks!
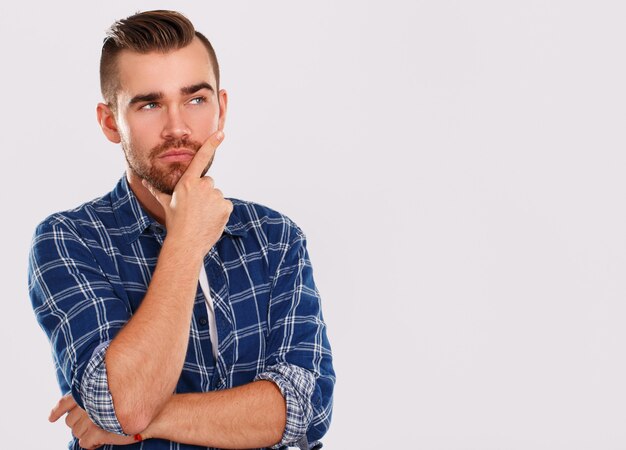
[100,10,220,112]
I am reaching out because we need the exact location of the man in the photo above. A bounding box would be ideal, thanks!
[28,10,334,450]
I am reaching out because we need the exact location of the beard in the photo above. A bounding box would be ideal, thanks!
[122,137,213,195]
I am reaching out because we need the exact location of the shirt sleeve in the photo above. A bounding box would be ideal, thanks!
[28,216,129,434]
[255,226,335,448]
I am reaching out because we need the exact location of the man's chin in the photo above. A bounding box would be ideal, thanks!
[141,172,183,196]
[134,159,207,196]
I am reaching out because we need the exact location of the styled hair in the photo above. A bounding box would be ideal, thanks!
[100,10,220,111]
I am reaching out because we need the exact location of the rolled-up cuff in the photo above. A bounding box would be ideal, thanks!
[79,341,126,435]
[255,362,315,448]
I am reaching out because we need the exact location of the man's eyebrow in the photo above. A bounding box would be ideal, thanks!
[128,83,214,106]
[128,92,163,105]
[181,82,214,95]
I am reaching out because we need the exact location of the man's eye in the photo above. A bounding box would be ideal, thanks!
[189,96,206,105]
[141,102,159,110]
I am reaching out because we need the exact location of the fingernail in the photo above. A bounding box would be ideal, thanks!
[216,131,224,142]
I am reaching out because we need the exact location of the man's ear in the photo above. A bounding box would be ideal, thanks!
[96,103,121,144]
[217,89,228,131]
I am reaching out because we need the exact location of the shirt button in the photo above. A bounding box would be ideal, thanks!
[199,317,208,325]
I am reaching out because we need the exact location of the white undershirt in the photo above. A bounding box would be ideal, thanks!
[198,265,219,358]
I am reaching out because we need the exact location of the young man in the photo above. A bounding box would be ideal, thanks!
[28,10,334,450]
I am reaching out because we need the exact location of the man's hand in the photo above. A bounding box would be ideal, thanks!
[49,394,138,449]
[143,130,233,258]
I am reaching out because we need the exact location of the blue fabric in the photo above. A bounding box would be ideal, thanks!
[28,175,334,450]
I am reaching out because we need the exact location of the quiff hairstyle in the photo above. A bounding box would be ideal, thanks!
[100,10,220,112]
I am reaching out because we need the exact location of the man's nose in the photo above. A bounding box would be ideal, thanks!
[162,106,191,139]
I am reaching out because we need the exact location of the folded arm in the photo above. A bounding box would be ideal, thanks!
[51,379,286,449]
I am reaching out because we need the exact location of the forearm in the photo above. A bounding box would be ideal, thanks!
[106,235,203,433]
[142,380,286,449]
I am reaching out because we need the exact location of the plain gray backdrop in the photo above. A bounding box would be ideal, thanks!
[2,1,626,449]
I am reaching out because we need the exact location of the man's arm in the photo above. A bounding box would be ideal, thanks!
[141,380,285,448]
[51,380,285,449]
[103,235,204,434]
[29,216,132,436]
[105,130,232,434]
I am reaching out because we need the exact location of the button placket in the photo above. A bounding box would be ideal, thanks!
[205,250,234,389]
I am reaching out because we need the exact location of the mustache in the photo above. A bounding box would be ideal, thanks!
[150,138,203,158]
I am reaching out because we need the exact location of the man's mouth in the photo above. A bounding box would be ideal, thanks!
[158,148,195,162]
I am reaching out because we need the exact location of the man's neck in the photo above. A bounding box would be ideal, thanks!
[126,169,167,225]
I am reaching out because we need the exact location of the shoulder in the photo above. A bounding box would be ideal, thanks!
[32,193,113,241]
[227,197,306,245]
[28,196,114,283]
[223,198,311,276]
[229,198,304,238]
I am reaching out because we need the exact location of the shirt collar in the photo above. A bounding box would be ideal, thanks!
[111,175,247,244]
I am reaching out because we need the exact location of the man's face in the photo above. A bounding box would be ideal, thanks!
[111,38,226,194]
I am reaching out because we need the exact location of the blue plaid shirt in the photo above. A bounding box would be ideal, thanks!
[28,176,335,450]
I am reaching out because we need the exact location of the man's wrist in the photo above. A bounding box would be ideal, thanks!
[161,234,208,267]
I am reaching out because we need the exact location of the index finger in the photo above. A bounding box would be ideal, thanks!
[49,393,77,422]
[182,130,224,180]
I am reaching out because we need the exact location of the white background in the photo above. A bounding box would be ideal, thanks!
[2,1,626,449]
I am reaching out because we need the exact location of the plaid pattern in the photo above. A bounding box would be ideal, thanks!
[81,342,123,433]
[255,363,315,444]
[28,176,335,450]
